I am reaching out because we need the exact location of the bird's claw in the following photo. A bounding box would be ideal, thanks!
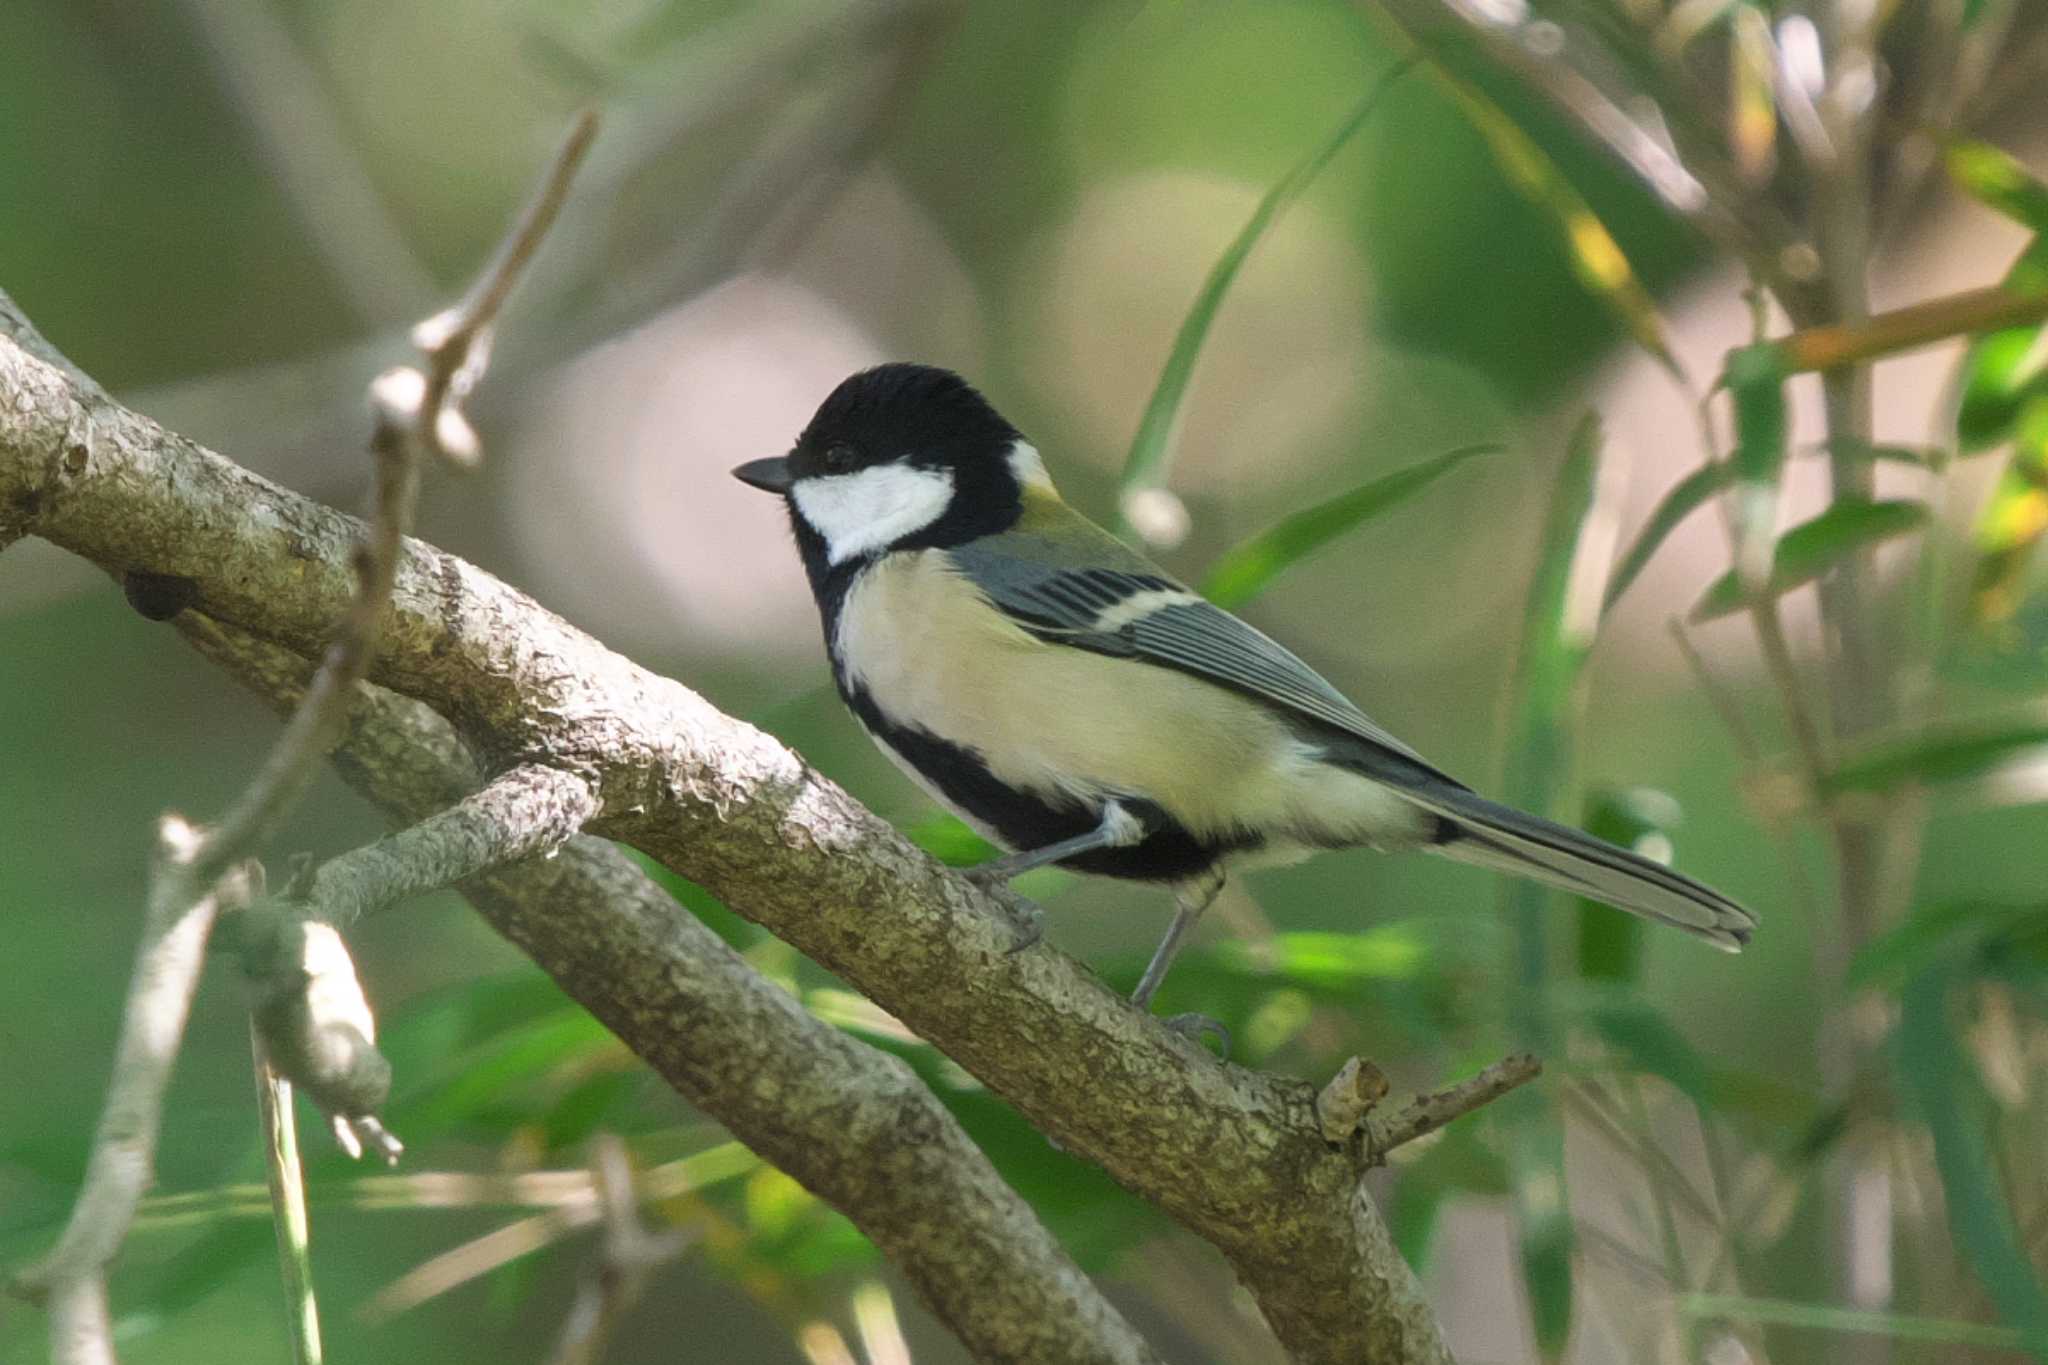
[1162,1012,1231,1059]
[1004,897,1045,955]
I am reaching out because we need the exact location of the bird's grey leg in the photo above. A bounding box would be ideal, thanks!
[966,800,1147,885]
[1131,869,1226,1010]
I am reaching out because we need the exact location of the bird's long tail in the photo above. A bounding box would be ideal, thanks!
[1401,782,1756,951]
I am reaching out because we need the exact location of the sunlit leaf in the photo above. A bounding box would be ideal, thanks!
[1898,968,2048,1359]
[1115,58,1417,537]
[1574,788,1683,984]
[1958,326,2048,453]
[1211,926,1434,988]
[1728,8,1777,183]
[1848,901,2048,991]
[1689,499,1928,621]
[1435,75,1681,379]
[1199,443,1502,609]
[1821,716,2048,797]
[1947,140,2048,231]
[1970,402,2048,622]
[905,813,999,867]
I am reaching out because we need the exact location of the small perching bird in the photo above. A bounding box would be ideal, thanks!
[734,364,1754,1015]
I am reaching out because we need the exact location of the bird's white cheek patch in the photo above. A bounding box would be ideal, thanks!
[793,464,956,565]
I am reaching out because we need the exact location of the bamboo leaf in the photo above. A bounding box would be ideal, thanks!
[1604,463,1725,612]
[1689,499,1928,621]
[1970,404,2048,622]
[1583,1001,1716,1103]
[1958,322,2048,453]
[1115,59,1416,537]
[1605,443,1930,615]
[1898,968,2048,1360]
[1848,901,2048,991]
[1822,717,2048,797]
[1434,73,1681,379]
[1947,140,2048,231]
[1199,443,1501,609]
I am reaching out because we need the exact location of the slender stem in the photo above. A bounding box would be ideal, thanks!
[253,1025,323,1365]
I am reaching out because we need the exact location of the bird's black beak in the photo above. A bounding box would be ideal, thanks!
[731,457,794,494]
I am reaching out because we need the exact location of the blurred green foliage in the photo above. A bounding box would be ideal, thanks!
[6,1,2048,1363]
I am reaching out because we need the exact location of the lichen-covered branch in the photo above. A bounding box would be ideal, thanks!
[183,616,1166,1365]
[0,284,1460,1361]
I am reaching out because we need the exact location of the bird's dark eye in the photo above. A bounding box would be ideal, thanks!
[821,443,858,474]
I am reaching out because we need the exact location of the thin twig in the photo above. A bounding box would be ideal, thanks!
[253,1024,323,1365]
[7,823,246,1356]
[546,1136,690,1365]
[301,766,598,929]
[1364,1054,1542,1163]
[7,112,604,1365]
[1317,1057,1392,1144]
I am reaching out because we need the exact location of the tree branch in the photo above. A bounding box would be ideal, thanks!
[179,615,1166,1365]
[0,283,1462,1359]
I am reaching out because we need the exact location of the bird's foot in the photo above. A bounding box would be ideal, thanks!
[1161,1012,1231,1060]
[1003,896,1046,956]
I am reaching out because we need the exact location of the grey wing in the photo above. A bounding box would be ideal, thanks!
[947,537,1444,774]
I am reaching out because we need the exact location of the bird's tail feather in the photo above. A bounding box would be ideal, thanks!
[1401,783,1755,951]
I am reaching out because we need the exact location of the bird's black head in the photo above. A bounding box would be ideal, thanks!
[732,364,1042,581]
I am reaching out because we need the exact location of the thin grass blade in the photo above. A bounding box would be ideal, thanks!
[1898,967,2048,1360]
[1114,58,1417,540]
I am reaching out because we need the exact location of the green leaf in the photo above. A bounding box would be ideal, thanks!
[1604,442,1932,615]
[1581,1001,1715,1104]
[1683,1293,2028,1351]
[905,813,1000,866]
[1898,968,2048,1359]
[1509,1111,1575,1362]
[1958,326,2048,453]
[1429,64,1681,378]
[1970,404,2048,622]
[1604,462,1724,613]
[1199,443,1501,609]
[1848,901,2048,990]
[1115,57,1417,528]
[1822,718,2048,797]
[1211,926,1435,989]
[1572,788,1682,983]
[1689,499,1929,622]
[1725,341,1791,586]
[1496,415,1606,1363]
[1947,141,2048,231]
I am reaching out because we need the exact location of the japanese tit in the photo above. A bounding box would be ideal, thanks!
[734,364,1754,1009]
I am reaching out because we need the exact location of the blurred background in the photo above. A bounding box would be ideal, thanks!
[4,0,2046,1362]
